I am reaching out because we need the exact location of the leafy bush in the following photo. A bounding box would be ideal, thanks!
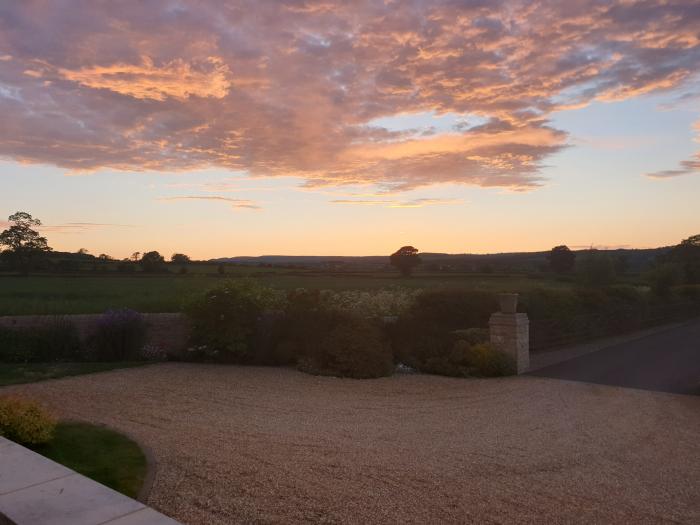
[185,280,286,363]
[297,311,393,379]
[459,342,515,377]
[647,263,684,296]
[576,251,616,286]
[87,309,148,361]
[0,396,56,445]
[391,289,496,371]
[0,318,82,363]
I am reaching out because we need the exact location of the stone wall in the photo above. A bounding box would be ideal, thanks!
[0,313,190,354]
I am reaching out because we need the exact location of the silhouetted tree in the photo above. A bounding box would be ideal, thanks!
[548,245,576,273]
[140,251,165,273]
[171,253,191,263]
[0,211,52,274]
[390,246,421,277]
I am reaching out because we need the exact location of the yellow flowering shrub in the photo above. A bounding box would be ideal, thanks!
[0,396,56,445]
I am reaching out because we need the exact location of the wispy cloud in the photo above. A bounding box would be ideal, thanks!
[331,198,463,208]
[157,195,261,210]
[647,119,700,179]
[39,222,136,234]
[0,1,699,189]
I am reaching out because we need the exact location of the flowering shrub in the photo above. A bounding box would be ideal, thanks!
[87,309,148,361]
[186,279,286,363]
[0,396,56,445]
[318,288,421,318]
[140,344,168,361]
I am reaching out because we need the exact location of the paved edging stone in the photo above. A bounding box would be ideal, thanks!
[0,437,180,525]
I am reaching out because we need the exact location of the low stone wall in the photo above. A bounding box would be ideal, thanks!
[0,313,191,354]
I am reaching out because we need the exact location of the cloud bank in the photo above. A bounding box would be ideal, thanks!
[1,1,699,190]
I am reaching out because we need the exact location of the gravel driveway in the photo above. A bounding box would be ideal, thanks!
[3,364,699,524]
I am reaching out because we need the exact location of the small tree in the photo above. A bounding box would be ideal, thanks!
[548,245,575,273]
[139,251,165,273]
[171,253,191,264]
[0,212,52,274]
[390,246,421,277]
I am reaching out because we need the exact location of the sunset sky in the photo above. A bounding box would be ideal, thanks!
[1,1,699,259]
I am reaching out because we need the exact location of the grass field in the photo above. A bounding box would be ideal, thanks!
[0,270,574,315]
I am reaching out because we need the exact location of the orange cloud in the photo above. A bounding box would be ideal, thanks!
[58,56,232,101]
[0,1,698,190]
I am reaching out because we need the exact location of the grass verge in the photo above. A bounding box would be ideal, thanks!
[0,362,147,386]
[32,422,147,498]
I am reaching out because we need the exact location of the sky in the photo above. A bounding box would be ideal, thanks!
[1,0,699,259]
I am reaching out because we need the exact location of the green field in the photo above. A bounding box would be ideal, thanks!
[0,270,574,315]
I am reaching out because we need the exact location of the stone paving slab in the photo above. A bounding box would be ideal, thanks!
[0,437,180,525]
[0,440,73,495]
[104,508,181,525]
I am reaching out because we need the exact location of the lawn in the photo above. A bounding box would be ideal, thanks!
[0,271,572,315]
[31,422,147,498]
[0,362,148,386]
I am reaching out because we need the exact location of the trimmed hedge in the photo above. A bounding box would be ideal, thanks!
[0,319,81,363]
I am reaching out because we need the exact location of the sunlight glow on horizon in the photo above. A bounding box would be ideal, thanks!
[1,1,699,258]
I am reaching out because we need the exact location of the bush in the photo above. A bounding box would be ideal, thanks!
[297,311,393,379]
[0,318,82,363]
[185,280,286,363]
[577,251,616,286]
[0,396,56,445]
[647,263,684,296]
[460,342,515,377]
[318,288,420,318]
[87,309,148,361]
[391,289,496,372]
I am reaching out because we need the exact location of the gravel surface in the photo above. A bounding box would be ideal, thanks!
[3,364,699,524]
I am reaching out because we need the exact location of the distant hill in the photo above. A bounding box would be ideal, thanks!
[212,247,670,273]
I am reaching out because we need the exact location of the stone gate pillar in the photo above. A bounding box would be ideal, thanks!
[489,293,529,374]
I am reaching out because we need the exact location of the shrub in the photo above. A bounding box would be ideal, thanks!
[0,396,56,445]
[0,318,81,363]
[647,263,684,296]
[391,289,496,371]
[297,311,393,379]
[87,309,148,361]
[576,251,616,286]
[185,280,286,363]
[318,288,420,318]
[460,342,516,377]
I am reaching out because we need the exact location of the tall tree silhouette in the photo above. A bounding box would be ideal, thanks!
[548,245,575,273]
[0,211,51,274]
[390,246,421,277]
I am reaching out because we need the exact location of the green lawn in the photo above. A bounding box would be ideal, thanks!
[32,422,147,498]
[0,272,572,315]
[0,362,147,386]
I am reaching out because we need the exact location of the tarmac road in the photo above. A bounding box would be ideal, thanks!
[530,318,700,395]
